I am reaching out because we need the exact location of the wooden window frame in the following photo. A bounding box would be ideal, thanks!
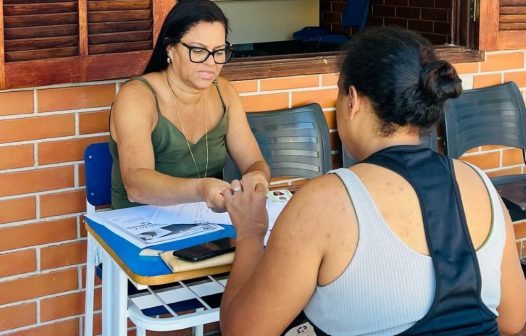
[479,0,526,50]
[0,0,486,90]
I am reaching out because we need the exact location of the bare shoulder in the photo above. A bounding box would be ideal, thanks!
[275,173,352,233]
[214,77,238,101]
[110,78,158,142]
[112,78,158,119]
[452,159,490,198]
[115,79,155,106]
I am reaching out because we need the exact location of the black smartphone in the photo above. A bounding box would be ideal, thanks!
[173,240,235,262]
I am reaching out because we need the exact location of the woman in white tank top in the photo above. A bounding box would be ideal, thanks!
[220,27,526,336]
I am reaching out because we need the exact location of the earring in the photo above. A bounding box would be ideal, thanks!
[167,56,171,64]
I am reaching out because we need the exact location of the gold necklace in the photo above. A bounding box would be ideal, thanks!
[165,71,209,178]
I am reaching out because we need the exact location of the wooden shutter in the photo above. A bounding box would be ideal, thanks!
[88,0,152,55]
[0,0,175,89]
[3,0,78,62]
[480,0,526,50]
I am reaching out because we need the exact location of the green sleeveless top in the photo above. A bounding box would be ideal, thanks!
[109,77,228,209]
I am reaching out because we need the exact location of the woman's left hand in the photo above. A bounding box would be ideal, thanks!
[224,179,269,240]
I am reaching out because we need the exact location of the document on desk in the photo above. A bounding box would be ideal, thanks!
[86,200,289,249]
[151,200,287,245]
[86,205,224,249]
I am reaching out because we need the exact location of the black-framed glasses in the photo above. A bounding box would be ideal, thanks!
[179,41,233,64]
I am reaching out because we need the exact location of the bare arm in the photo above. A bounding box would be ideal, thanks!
[496,198,526,335]
[110,81,230,210]
[221,176,344,336]
[220,78,270,187]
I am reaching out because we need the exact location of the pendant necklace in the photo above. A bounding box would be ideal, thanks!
[165,71,209,178]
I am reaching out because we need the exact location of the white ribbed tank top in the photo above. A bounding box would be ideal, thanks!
[303,165,505,336]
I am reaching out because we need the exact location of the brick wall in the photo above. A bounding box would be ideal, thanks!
[320,0,452,44]
[0,50,525,335]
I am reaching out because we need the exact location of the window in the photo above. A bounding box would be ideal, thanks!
[0,0,173,89]
[1,0,523,90]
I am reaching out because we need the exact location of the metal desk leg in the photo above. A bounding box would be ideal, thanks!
[101,250,114,335]
[84,234,96,336]
[193,308,204,336]
[111,261,128,335]
[102,251,128,335]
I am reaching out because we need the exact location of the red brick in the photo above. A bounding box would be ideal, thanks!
[502,148,524,166]
[421,8,448,21]
[0,197,36,224]
[0,166,74,197]
[0,114,75,144]
[9,318,80,336]
[292,88,337,108]
[0,90,34,116]
[241,93,289,112]
[481,52,525,72]
[38,136,108,165]
[321,73,339,87]
[79,110,110,135]
[408,0,435,7]
[453,62,479,74]
[473,74,502,88]
[0,249,36,277]
[385,17,409,28]
[41,289,101,321]
[40,189,86,217]
[37,84,115,112]
[435,0,452,9]
[374,5,396,16]
[396,7,421,19]
[231,80,258,93]
[503,71,526,88]
[41,241,87,270]
[384,0,409,5]
[408,20,433,32]
[0,302,36,332]
[0,218,77,251]
[459,152,500,170]
[260,76,319,91]
[0,268,78,305]
[0,144,34,169]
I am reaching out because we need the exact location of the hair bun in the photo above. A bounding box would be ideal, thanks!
[419,60,462,102]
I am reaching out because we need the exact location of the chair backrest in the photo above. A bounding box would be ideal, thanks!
[223,103,332,181]
[444,81,526,159]
[342,0,370,32]
[84,142,112,212]
[341,126,439,167]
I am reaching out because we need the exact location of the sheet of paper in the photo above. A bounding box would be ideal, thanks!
[150,202,232,225]
[86,199,290,248]
[86,205,223,249]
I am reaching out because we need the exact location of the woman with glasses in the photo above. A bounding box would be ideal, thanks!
[109,0,270,210]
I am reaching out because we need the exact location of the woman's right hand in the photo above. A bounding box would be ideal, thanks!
[224,179,269,240]
[199,178,232,212]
